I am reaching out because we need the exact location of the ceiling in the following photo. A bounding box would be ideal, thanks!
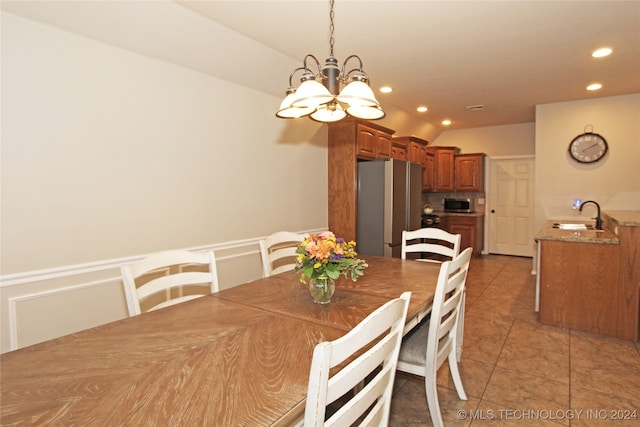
[3,1,639,130]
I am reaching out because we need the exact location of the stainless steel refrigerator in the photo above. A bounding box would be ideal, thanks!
[356,159,423,257]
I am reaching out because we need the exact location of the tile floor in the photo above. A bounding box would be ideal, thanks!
[389,254,640,426]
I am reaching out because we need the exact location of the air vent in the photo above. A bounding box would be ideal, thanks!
[466,104,485,111]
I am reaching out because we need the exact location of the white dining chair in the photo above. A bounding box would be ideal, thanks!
[120,249,219,316]
[401,227,461,263]
[303,292,411,427]
[259,231,306,277]
[396,247,472,427]
[401,227,466,362]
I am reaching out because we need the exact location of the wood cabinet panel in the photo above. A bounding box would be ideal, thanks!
[616,225,639,340]
[539,240,623,338]
[395,136,430,191]
[446,215,484,255]
[390,138,409,161]
[423,151,434,192]
[356,123,393,160]
[428,147,460,192]
[540,240,622,338]
[455,153,485,192]
[377,131,392,159]
[356,126,377,160]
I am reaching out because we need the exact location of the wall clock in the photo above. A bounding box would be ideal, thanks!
[568,127,608,164]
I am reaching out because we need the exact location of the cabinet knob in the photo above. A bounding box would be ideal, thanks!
[491,209,495,213]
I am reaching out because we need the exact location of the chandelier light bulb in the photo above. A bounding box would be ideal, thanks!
[276,91,316,118]
[311,102,347,122]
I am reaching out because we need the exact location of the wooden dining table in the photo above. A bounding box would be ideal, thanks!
[0,255,441,426]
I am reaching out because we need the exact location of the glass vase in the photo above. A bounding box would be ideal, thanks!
[308,276,335,304]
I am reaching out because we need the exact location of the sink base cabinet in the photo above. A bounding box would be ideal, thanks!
[538,240,636,340]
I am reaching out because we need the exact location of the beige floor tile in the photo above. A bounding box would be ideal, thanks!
[466,299,522,323]
[461,316,511,365]
[506,319,569,354]
[570,331,640,401]
[570,361,640,403]
[389,374,477,427]
[482,367,570,413]
[436,357,494,399]
[570,330,640,364]
[496,340,569,384]
[570,386,640,427]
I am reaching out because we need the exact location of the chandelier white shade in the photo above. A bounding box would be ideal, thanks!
[276,0,385,123]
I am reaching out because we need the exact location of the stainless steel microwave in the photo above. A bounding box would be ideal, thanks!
[443,198,473,213]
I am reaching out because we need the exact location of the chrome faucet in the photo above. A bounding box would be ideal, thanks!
[579,200,603,230]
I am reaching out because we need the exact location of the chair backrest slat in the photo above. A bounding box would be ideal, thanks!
[304,292,411,426]
[259,231,306,277]
[120,249,219,316]
[401,227,461,262]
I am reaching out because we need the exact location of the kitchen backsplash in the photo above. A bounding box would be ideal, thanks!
[422,192,486,213]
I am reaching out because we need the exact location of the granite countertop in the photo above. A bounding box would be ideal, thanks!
[535,220,619,244]
[433,211,485,217]
[604,210,640,226]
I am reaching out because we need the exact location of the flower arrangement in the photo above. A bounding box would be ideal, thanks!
[294,231,368,283]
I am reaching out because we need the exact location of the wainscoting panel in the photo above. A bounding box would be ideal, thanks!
[0,230,324,353]
[8,277,126,350]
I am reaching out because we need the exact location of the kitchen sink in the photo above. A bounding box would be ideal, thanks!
[552,223,595,230]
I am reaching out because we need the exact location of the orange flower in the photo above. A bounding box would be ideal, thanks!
[295,230,367,283]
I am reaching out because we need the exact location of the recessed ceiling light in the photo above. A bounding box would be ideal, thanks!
[380,86,393,93]
[442,119,452,126]
[587,83,602,91]
[417,106,428,113]
[592,47,612,58]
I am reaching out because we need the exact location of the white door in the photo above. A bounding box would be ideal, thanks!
[488,157,535,257]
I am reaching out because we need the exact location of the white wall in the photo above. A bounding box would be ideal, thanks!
[1,12,327,274]
[0,12,328,352]
[432,122,535,156]
[534,93,640,230]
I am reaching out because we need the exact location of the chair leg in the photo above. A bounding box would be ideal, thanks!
[456,291,465,362]
[425,375,444,427]
[448,350,467,400]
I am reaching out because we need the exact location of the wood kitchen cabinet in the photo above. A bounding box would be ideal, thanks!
[394,136,430,192]
[423,151,434,191]
[328,119,395,241]
[446,215,484,255]
[390,137,409,161]
[427,146,460,192]
[536,211,639,341]
[539,240,622,338]
[455,153,485,192]
[356,122,394,160]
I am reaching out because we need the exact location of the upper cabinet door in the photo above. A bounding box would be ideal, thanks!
[455,154,485,192]
[394,136,429,191]
[376,132,392,159]
[356,125,377,160]
[432,147,460,192]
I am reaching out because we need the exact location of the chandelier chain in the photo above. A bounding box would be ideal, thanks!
[276,0,385,121]
[329,0,335,56]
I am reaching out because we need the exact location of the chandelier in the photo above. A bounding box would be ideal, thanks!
[276,0,385,123]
